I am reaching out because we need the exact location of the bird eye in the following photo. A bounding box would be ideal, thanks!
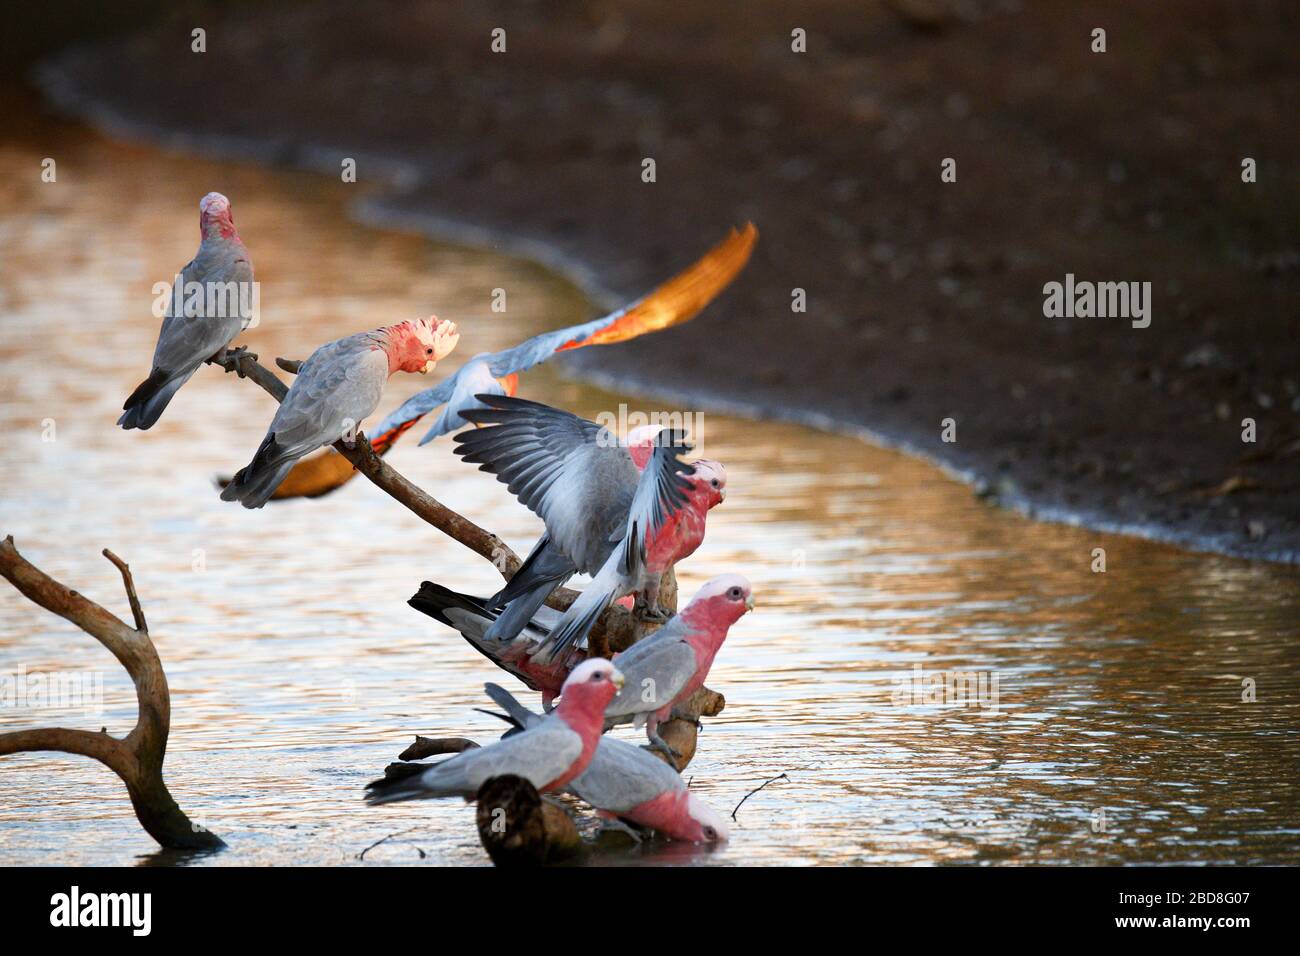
[703,826,716,839]
[710,479,720,488]
[426,347,433,355]
[727,587,742,600]
[590,672,603,682]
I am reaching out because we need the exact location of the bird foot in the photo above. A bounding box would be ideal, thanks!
[647,733,682,761]
[596,818,644,843]
[218,346,259,379]
[633,604,671,625]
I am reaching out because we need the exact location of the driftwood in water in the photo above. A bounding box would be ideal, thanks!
[0,536,222,850]
[474,776,582,865]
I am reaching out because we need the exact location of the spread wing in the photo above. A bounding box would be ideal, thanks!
[261,224,756,502]
[616,431,696,578]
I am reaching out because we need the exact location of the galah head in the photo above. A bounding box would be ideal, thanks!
[686,458,727,509]
[199,192,237,240]
[685,793,730,844]
[559,657,625,714]
[682,573,754,633]
[386,316,460,374]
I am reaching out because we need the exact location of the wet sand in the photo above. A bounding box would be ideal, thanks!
[21,1,1300,564]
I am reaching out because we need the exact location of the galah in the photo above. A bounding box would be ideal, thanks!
[604,574,753,758]
[408,580,578,711]
[119,192,255,430]
[483,683,729,843]
[263,223,757,501]
[220,316,458,508]
[363,658,624,805]
[453,395,726,646]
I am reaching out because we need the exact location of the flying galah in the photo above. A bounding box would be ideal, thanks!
[453,395,726,646]
[220,316,459,508]
[483,683,729,843]
[261,223,757,500]
[604,574,753,757]
[363,658,624,805]
[119,192,255,429]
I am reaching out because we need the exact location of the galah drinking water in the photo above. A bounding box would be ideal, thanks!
[453,395,726,645]
[483,683,729,843]
[264,224,757,500]
[220,316,458,508]
[363,658,624,805]
[603,574,753,758]
[119,192,255,430]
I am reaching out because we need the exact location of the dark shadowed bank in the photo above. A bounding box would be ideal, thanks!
[19,0,1300,561]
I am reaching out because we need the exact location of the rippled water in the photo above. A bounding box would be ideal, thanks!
[2,96,1298,866]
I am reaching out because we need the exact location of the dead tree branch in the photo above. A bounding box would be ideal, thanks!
[0,536,223,850]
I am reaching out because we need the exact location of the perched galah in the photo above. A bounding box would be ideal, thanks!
[119,192,255,430]
[604,574,753,758]
[264,224,757,501]
[408,580,578,711]
[453,395,726,646]
[220,316,458,508]
[483,683,729,843]
[363,658,624,805]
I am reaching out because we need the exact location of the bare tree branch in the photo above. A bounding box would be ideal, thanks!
[0,536,223,850]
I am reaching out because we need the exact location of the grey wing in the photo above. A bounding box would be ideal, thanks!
[568,737,685,813]
[616,432,696,578]
[605,630,697,718]
[367,372,459,442]
[460,717,582,790]
[150,256,247,373]
[264,340,387,459]
[455,395,638,569]
[484,306,645,378]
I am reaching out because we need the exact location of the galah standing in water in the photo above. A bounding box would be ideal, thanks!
[363,658,624,805]
[263,224,756,501]
[453,395,726,646]
[220,316,458,508]
[604,574,753,758]
[119,192,255,429]
[483,683,729,843]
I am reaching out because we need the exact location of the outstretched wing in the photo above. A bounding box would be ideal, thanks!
[485,222,757,377]
[258,222,756,502]
[617,431,696,578]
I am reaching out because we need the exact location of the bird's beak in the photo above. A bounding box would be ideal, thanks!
[611,669,626,690]
[744,593,756,611]
[720,488,727,501]
[421,359,436,374]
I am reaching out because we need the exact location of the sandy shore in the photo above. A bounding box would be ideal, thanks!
[29,0,1299,561]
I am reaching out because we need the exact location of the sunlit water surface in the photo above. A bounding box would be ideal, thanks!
[1,99,1297,866]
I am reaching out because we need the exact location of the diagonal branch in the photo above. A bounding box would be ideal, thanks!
[103,548,147,633]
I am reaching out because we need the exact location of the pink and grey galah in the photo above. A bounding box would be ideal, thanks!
[119,192,255,429]
[221,316,458,508]
[363,658,624,805]
[604,573,753,758]
[452,395,727,647]
[483,682,729,843]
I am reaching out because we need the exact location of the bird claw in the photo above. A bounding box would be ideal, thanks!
[647,733,682,761]
[219,346,258,379]
[634,604,671,625]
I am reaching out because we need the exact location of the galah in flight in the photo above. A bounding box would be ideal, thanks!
[261,223,757,501]
[603,574,753,758]
[453,395,726,646]
[363,658,624,805]
[220,316,459,508]
[483,682,729,843]
[119,192,255,429]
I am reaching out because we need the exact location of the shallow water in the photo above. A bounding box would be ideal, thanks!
[1,98,1298,866]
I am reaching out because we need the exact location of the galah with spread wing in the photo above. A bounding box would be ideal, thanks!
[220,316,458,508]
[603,574,753,758]
[119,192,255,430]
[453,395,726,646]
[363,658,624,805]
[263,223,756,501]
[482,682,729,843]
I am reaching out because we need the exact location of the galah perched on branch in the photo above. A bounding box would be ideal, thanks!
[363,659,624,805]
[452,395,726,646]
[119,192,255,430]
[220,316,459,508]
[262,223,757,500]
[483,683,729,844]
[603,574,753,758]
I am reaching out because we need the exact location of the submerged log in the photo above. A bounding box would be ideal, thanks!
[475,776,582,865]
[0,536,223,850]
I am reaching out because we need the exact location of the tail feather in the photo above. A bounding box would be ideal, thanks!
[364,757,472,805]
[483,682,542,731]
[541,578,619,662]
[485,577,568,644]
[220,434,298,508]
[118,370,188,430]
[408,581,494,630]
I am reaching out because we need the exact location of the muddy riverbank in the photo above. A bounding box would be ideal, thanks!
[25,0,1300,561]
